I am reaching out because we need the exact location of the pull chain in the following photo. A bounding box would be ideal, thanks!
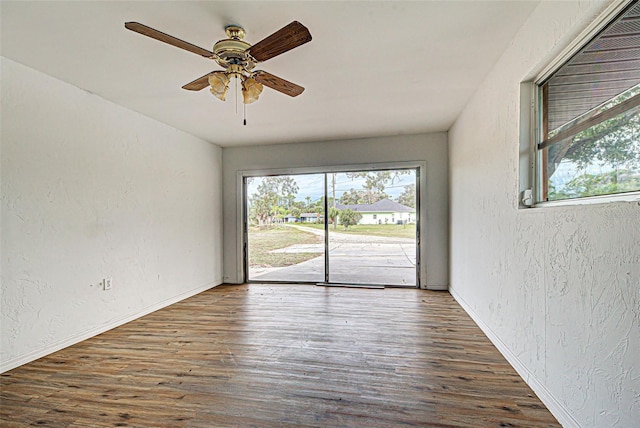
[243,102,247,126]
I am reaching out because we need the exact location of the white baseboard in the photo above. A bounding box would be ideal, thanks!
[449,287,581,428]
[1,280,222,374]
[425,284,449,291]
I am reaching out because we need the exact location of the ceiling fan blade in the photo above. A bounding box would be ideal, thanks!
[247,21,312,62]
[182,72,215,91]
[125,22,214,58]
[253,71,304,97]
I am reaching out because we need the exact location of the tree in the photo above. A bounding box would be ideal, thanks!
[549,111,640,176]
[343,170,411,204]
[549,168,640,200]
[274,206,288,222]
[288,207,302,220]
[291,200,306,210]
[345,171,387,204]
[547,88,640,197]
[249,176,299,226]
[339,188,366,205]
[396,184,416,208]
[327,206,340,226]
[339,208,362,230]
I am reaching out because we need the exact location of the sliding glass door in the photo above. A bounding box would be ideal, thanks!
[244,167,418,287]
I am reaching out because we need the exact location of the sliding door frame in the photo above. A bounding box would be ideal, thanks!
[238,161,427,288]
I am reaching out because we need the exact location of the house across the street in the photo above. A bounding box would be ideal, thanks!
[300,213,321,223]
[336,199,415,225]
[283,215,298,223]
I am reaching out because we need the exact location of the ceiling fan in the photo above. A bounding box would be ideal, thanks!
[124,20,312,105]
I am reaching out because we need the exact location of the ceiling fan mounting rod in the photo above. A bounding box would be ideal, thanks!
[225,25,246,40]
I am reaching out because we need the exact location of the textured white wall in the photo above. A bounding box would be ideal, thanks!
[448,1,640,427]
[1,58,223,372]
[222,134,449,288]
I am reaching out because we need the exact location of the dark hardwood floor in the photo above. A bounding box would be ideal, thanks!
[1,284,559,427]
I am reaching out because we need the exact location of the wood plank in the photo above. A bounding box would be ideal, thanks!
[0,284,559,427]
[248,21,312,62]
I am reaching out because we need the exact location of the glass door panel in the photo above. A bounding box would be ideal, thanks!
[327,169,417,286]
[246,173,325,282]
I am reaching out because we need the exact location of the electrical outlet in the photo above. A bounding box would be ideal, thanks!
[103,277,112,291]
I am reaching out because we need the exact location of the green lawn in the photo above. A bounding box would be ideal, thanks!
[248,223,416,269]
[297,223,416,239]
[248,225,322,268]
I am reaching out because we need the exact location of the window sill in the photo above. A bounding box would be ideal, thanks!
[534,191,640,208]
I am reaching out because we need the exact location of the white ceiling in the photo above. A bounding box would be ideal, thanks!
[1,1,539,147]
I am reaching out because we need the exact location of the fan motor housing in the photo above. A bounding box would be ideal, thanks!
[213,25,256,71]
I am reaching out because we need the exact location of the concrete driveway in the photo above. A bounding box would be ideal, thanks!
[250,225,417,286]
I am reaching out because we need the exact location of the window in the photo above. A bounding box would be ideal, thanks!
[535,0,640,203]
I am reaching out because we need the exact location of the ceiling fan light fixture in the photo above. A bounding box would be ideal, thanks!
[242,77,263,104]
[208,72,230,101]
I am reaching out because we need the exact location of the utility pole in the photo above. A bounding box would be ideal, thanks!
[332,173,337,229]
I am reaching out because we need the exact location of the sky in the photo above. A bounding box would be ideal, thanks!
[246,170,417,204]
